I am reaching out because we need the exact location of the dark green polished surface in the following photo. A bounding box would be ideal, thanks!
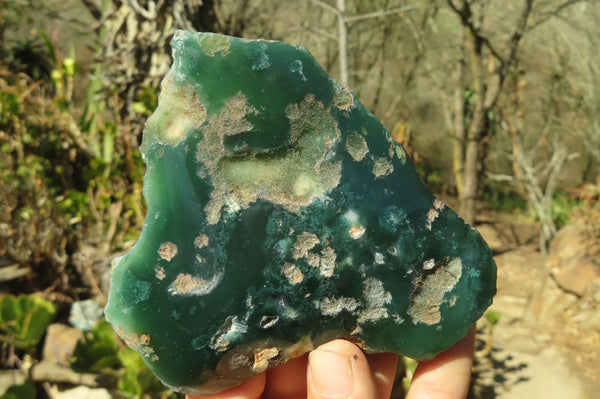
[105,30,496,394]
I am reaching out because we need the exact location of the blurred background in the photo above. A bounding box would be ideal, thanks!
[0,0,598,398]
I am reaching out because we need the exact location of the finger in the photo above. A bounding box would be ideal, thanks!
[186,373,266,399]
[406,326,476,399]
[262,354,309,399]
[366,352,398,399]
[307,339,378,399]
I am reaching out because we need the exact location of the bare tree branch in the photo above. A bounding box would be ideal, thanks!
[80,0,102,20]
[309,0,341,15]
[528,0,593,31]
[346,5,415,22]
[126,0,157,20]
[444,0,506,70]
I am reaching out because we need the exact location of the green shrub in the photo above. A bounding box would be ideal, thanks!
[0,294,56,350]
[117,345,173,398]
[482,180,527,212]
[71,320,120,374]
[0,383,36,399]
[401,356,419,392]
[0,51,146,291]
[71,320,177,398]
[550,192,580,228]
[415,162,446,193]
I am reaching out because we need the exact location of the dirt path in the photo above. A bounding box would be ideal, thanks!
[472,213,599,399]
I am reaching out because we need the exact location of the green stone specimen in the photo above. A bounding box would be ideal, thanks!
[105,30,496,395]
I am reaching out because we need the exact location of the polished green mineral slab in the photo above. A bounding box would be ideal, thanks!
[105,30,496,395]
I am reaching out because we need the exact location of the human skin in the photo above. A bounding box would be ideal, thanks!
[187,326,476,399]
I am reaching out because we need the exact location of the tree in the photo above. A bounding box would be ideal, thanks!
[442,0,590,224]
[573,2,600,174]
[498,62,580,252]
[309,0,414,87]
[443,0,534,224]
[79,0,280,129]
[492,3,600,251]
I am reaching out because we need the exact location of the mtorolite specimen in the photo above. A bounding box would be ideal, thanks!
[105,30,496,395]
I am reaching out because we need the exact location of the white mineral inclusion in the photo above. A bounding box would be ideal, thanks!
[343,209,359,222]
[289,59,307,81]
[293,174,314,197]
[111,255,124,270]
[344,210,366,239]
[251,42,271,71]
[209,316,248,352]
[423,258,435,270]
[260,315,279,329]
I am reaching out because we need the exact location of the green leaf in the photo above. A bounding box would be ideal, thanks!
[71,320,120,373]
[36,29,58,67]
[0,383,36,399]
[485,310,500,326]
[0,294,56,349]
[21,304,56,347]
[93,320,119,344]
[102,128,115,177]
[89,354,120,373]
[116,346,169,396]
[86,341,119,361]
[0,295,18,325]
[118,368,143,397]
[117,346,143,370]
[132,102,149,115]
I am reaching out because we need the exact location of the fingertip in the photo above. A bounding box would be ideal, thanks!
[367,352,399,399]
[186,372,266,399]
[407,326,476,399]
[262,354,308,399]
[307,339,378,399]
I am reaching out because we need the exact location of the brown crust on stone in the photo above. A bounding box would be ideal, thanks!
[197,94,342,224]
[158,242,178,261]
[155,265,166,280]
[282,263,304,284]
[293,232,320,259]
[333,86,355,110]
[194,234,210,249]
[345,132,369,162]
[252,347,279,373]
[372,157,394,179]
[168,273,222,296]
[319,246,337,278]
[199,34,231,56]
[407,258,463,325]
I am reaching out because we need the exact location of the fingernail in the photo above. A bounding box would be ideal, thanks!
[308,348,353,398]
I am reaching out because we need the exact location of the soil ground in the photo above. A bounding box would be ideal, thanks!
[470,209,599,399]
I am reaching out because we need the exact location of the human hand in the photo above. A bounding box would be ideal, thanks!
[187,326,475,399]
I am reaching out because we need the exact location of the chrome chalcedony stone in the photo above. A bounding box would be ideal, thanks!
[105,30,496,395]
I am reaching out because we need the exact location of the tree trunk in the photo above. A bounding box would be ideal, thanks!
[451,25,466,201]
[445,0,538,224]
[460,109,485,224]
[337,0,349,86]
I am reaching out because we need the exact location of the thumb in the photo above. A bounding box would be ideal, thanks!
[307,339,379,399]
